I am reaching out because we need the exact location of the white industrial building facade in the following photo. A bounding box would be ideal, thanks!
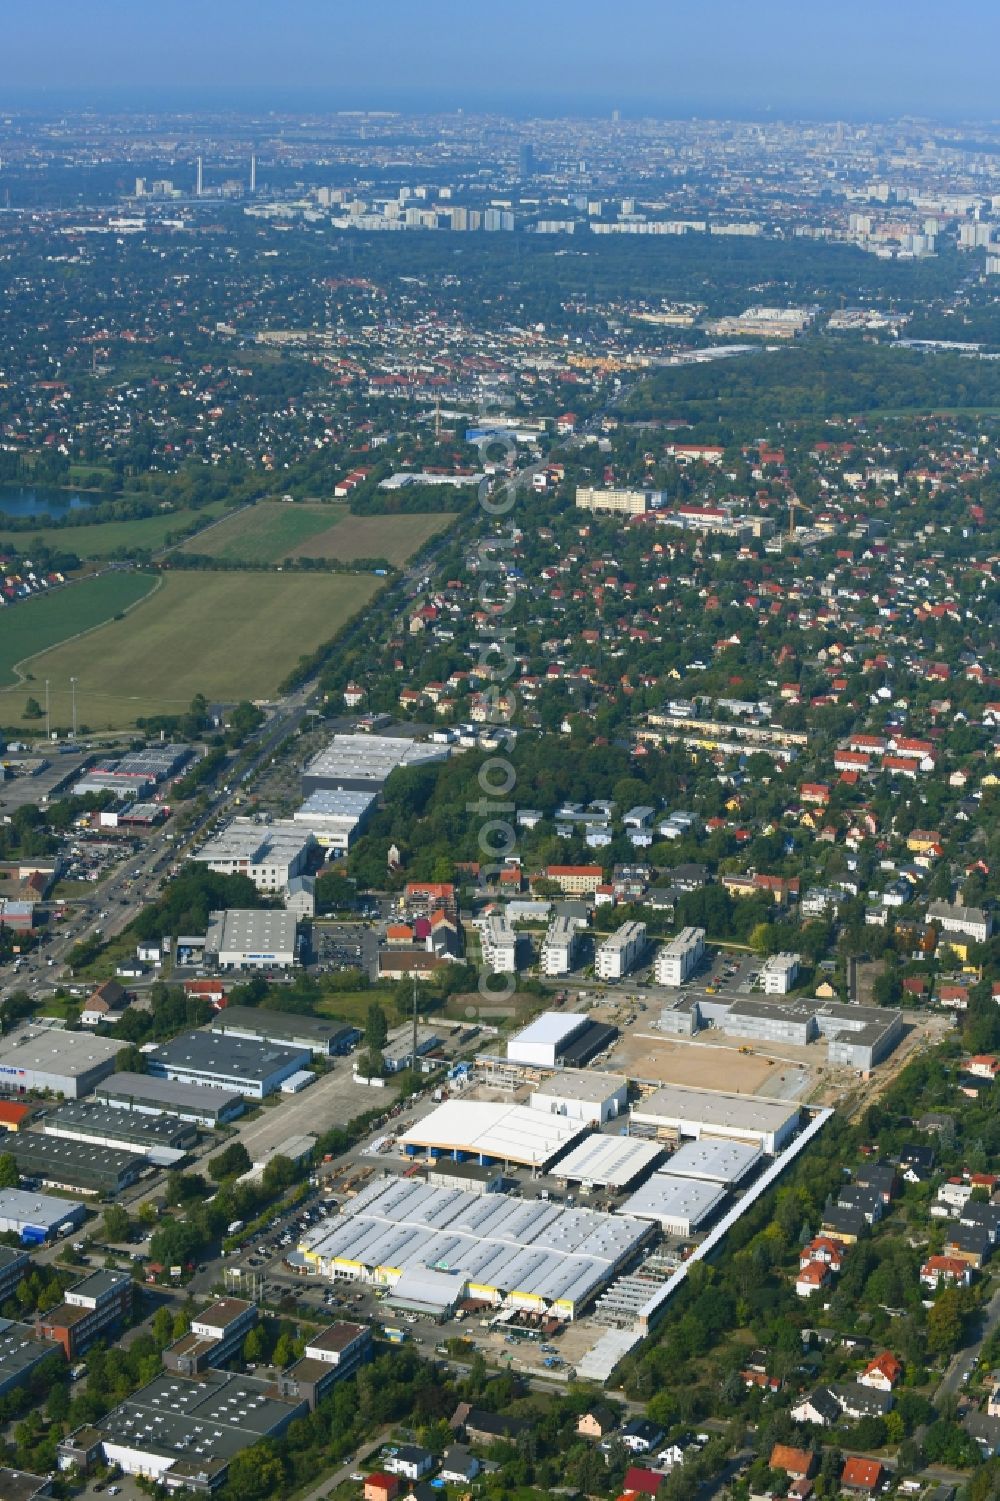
[148,1032,311,1101]
[631,1083,799,1155]
[530,1070,628,1125]
[552,1134,664,1190]
[663,1138,762,1186]
[761,952,800,994]
[192,820,314,892]
[301,733,448,795]
[0,1027,121,1099]
[506,1013,590,1069]
[293,789,376,853]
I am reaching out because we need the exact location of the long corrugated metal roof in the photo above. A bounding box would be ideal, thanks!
[301,1176,650,1311]
[553,1134,664,1188]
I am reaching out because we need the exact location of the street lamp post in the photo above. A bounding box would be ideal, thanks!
[70,677,78,739]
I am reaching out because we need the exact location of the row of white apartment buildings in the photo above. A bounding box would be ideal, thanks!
[478,909,803,996]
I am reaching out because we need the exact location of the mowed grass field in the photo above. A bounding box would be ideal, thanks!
[0,571,380,729]
[0,571,157,688]
[178,502,336,564]
[182,501,457,567]
[294,509,457,565]
[0,500,231,560]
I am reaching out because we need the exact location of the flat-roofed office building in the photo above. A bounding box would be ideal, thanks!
[191,820,314,893]
[148,1032,310,1101]
[575,486,658,516]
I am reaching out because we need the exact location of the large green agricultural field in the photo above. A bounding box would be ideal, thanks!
[180,501,457,567]
[0,571,157,689]
[0,570,380,729]
[293,509,457,566]
[178,501,337,563]
[0,500,231,560]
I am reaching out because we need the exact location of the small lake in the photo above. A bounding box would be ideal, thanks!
[0,485,99,520]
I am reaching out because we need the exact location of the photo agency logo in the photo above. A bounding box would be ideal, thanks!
[466,424,521,1014]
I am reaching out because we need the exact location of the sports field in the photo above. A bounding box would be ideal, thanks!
[0,571,157,688]
[181,502,457,567]
[178,502,336,564]
[0,571,380,729]
[0,500,231,560]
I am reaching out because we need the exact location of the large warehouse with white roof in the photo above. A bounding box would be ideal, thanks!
[664,1138,763,1186]
[293,789,377,852]
[399,1099,584,1171]
[619,1172,727,1236]
[506,1012,590,1069]
[530,1070,627,1125]
[301,734,447,796]
[630,1084,799,1155]
[551,1134,664,1190]
[300,1174,653,1320]
[0,1026,121,1099]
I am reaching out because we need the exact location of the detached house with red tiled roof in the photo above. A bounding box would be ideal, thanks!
[859,1351,902,1391]
[920,1255,973,1290]
[795,1260,831,1297]
[841,1457,883,1493]
[769,1444,816,1480]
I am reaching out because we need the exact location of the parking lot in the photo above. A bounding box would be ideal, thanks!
[310,919,380,979]
[233,1065,401,1159]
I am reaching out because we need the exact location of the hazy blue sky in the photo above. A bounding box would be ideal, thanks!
[2,0,998,119]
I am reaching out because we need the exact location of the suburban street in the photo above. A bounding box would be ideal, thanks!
[936,1280,1000,1402]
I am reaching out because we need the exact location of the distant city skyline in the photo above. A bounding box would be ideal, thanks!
[3,0,1000,120]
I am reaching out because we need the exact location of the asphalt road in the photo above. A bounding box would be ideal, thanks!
[936,1280,1000,1401]
[296,1428,392,1501]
